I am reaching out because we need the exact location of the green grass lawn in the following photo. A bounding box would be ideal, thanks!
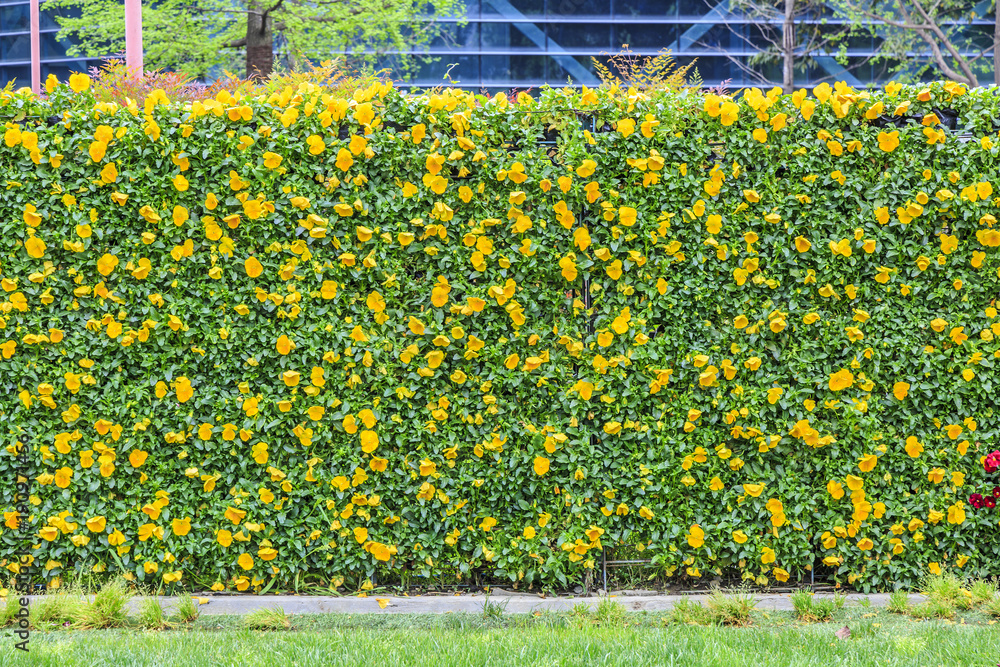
[3,603,1000,667]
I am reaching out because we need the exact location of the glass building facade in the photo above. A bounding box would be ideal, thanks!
[1,0,993,90]
[402,0,995,91]
[0,0,97,87]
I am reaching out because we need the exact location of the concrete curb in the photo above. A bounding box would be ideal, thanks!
[28,591,922,616]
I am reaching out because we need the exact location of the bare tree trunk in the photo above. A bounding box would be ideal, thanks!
[246,0,274,79]
[995,0,999,86]
[782,0,795,93]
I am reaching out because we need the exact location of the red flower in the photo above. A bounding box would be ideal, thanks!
[987,497,997,509]
[970,493,984,509]
[993,486,1000,498]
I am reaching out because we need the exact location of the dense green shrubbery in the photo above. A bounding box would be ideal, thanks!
[2,75,999,593]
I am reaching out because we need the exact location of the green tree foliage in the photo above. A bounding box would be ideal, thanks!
[45,0,463,79]
[696,0,856,93]
[829,0,994,86]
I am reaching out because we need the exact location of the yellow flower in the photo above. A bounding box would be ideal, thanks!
[359,409,377,428]
[360,430,379,453]
[857,538,874,551]
[342,414,359,434]
[877,130,899,152]
[335,148,353,171]
[175,376,194,403]
[125,446,148,468]
[243,199,262,219]
[366,291,386,313]
[263,152,282,169]
[171,517,192,536]
[100,162,119,183]
[687,524,705,548]
[892,381,909,400]
[828,369,854,391]
[88,140,108,162]
[523,453,549,477]
[743,483,764,497]
[238,553,254,570]
[138,523,160,541]
[69,72,91,92]
[427,351,445,369]
[576,159,597,177]
[354,102,375,126]
[306,134,326,155]
[54,466,73,488]
[720,102,739,126]
[618,206,637,226]
[96,253,119,276]
[858,454,877,473]
[25,236,47,258]
[370,543,392,561]
[947,503,965,524]
[224,507,246,525]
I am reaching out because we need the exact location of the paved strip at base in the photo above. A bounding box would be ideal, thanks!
[26,592,921,616]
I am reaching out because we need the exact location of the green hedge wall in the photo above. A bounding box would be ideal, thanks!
[2,76,999,593]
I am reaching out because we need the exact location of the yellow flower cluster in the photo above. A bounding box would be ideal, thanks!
[0,76,996,592]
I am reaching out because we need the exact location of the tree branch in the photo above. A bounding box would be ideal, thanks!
[261,0,285,20]
[909,0,977,85]
[846,1,928,32]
